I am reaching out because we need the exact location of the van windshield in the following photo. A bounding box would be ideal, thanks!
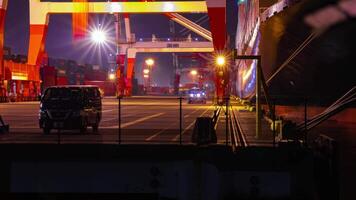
[42,88,83,109]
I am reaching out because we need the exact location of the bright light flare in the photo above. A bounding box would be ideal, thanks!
[163,2,175,12]
[190,70,198,76]
[216,55,226,66]
[108,73,116,80]
[145,58,154,66]
[144,74,149,78]
[143,69,150,74]
[91,29,107,44]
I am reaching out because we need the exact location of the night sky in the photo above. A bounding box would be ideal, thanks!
[4,0,214,86]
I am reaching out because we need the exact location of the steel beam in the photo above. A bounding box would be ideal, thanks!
[28,0,208,65]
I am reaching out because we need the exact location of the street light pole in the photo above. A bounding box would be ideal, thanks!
[148,65,152,92]
[215,55,227,105]
[145,58,154,93]
[114,12,124,97]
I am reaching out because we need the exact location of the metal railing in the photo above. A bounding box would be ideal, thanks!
[0,96,222,145]
[136,37,205,42]
[212,106,221,129]
[296,86,356,133]
[229,105,248,150]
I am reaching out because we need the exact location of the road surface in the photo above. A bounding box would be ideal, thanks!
[0,96,222,144]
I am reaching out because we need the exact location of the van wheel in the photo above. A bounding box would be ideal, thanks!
[43,128,51,135]
[80,118,87,134]
[92,124,99,133]
[80,125,87,134]
[92,115,100,133]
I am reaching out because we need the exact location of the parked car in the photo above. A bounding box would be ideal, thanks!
[39,85,102,134]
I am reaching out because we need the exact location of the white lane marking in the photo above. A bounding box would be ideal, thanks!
[8,112,160,129]
[145,128,169,141]
[101,117,118,123]
[102,109,115,113]
[104,102,171,106]
[145,106,204,141]
[172,106,212,141]
[106,112,165,128]
[101,112,139,123]
[183,106,203,118]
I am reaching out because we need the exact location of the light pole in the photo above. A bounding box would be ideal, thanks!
[215,55,228,105]
[143,68,150,93]
[145,58,154,92]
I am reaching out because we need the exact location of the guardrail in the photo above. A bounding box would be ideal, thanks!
[0,96,40,103]
[136,37,204,42]
[1,96,222,145]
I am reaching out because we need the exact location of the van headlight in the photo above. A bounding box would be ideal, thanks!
[190,94,194,97]
[197,93,201,98]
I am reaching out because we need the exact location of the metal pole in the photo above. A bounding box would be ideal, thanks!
[260,66,273,115]
[256,58,262,139]
[225,97,229,146]
[149,65,152,92]
[118,96,122,144]
[179,97,183,145]
[273,100,276,147]
[234,55,263,139]
[304,97,308,147]
[115,13,121,96]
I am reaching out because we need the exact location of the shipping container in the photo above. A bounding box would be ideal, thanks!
[84,81,116,96]
[40,66,57,91]
[57,76,68,86]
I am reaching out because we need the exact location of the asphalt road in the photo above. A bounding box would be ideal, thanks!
[0,96,222,144]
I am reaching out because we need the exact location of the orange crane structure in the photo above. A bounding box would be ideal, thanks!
[0,0,231,101]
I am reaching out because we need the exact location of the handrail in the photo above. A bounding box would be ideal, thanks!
[136,37,205,42]
[230,106,248,149]
[296,86,356,132]
[229,109,239,150]
[212,107,221,130]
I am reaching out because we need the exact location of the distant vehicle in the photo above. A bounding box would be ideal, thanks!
[187,88,207,104]
[39,85,102,134]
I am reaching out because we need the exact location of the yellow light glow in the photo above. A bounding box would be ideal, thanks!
[163,2,175,12]
[145,58,154,66]
[144,74,149,78]
[108,73,116,80]
[216,56,226,66]
[190,70,198,76]
[30,1,208,24]
[143,69,150,74]
[110,3,122,13]
[12,73,28,80]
